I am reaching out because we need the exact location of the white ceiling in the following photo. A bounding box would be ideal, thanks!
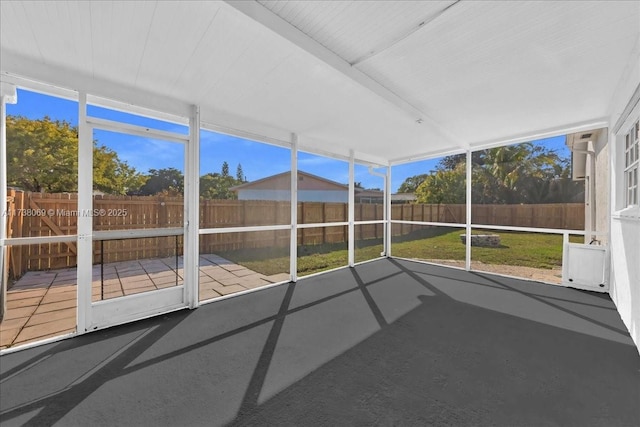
[1,1,638,164]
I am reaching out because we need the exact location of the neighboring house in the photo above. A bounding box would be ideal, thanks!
[391,193,416,204]
[231,171,350,202]
[231,170,392,203]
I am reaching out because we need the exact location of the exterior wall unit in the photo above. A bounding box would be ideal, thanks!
[608,40,640,354]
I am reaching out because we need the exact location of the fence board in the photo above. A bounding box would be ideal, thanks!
[4,190,586,277]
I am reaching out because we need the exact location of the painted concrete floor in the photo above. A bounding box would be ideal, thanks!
[0,259,637,426]
[0,255,289,349]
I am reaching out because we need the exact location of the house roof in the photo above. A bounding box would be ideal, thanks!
[230,170,349,192]
[1,1,638,164]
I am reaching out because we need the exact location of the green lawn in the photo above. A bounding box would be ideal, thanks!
[217,228,582,277]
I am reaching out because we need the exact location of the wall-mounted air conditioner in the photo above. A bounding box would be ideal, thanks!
[562,243,609,292]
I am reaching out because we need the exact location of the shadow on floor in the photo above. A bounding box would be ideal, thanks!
[1,259,638,426]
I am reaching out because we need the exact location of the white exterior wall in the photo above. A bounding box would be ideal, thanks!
[607,39,640,354]
[238,189,348,203]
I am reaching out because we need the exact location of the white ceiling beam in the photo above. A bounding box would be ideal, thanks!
[350,0,461,66]
[224,0,459,146]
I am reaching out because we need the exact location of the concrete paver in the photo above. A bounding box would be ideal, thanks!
[1,254,290,349]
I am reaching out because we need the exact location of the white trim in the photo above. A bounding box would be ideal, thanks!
[5,235,77,245]
[392,220,466,228]
[612,82,640,134]
[199,224,291,235]
[389,119,610,166]
[185,105,200,309]
[1,73,78,102]
[468,119,609,152]
[89,287,186,331]
[1,83,17,320]
[465,150,472,271]
[290,134,298,282]
[94,228,183,241]
[390,147,467,166]
[385,166,392,256]
[354,220,386,225]
[87,117,189,143]
[87,94,189,127]
[297,222,349,229]
[77,92,92,333]
[390,220,591,236]
[348,150,355,267]
[201,120,292,150]
[471,224,588,235]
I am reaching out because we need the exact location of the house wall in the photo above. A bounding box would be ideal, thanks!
[607,40,640,354]
[238,189,348,202]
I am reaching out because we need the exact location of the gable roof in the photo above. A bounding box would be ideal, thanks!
[231,170,349,192]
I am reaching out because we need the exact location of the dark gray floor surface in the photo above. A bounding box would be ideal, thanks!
[1,259,638,427]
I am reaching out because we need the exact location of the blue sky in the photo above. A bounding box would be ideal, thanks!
[7,88,569,192]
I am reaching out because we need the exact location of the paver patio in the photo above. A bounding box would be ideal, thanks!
[0,254,289,350]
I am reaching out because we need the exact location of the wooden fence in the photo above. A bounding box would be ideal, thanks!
[4,190,584,277]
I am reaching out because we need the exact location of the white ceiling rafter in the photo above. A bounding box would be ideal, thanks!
[349,0,461,67]
[223,0,461,147]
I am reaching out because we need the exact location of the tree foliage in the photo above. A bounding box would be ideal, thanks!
[137,168,184,196]
[397,174,429,193]
[6,115,144,194]
[236,163,245,182]
[403,142,583,204]
[200,162,246,199]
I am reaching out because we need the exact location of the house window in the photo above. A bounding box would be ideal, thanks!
[624,119,639,206]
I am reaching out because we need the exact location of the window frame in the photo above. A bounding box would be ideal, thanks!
[623,119,639,208]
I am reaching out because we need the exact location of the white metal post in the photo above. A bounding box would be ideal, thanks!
[290,134,298,282]
[465,150,472,271]
[0,83,17,320]
[77,92,93,332]
[348,150,355,266]
[385,165,392,257]
[185,105,200,308]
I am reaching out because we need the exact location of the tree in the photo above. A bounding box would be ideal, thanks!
[6,115,144,194]
[200,173,240,199]
[413,142,582,205]
[398,174,430,193]
[138,168,184,196]
[236,163,245,182]
[415,166,465,204]
[93,145,147,195]
[221,161,229,177]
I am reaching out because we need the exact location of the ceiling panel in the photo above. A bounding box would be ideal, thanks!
[258,0,456,64]
[1,0,638,163]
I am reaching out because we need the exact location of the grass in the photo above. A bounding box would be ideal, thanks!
[217,228,583,277]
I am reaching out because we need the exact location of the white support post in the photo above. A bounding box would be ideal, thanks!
[185,105,200,308]
[465,150,472,271]
[77,92,93,332]
[290,134,298,282]
[348,150,355,267]
[0,83,17,321]
[385,165,392,257]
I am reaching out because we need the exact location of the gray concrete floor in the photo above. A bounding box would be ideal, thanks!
[0,259,638,426]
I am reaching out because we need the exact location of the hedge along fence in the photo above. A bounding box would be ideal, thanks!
[5,190,585,278]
